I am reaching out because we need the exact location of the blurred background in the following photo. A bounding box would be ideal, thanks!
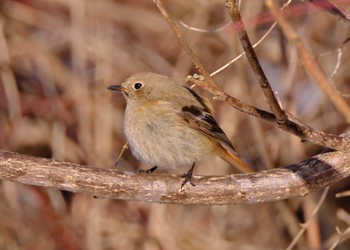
[0,0,350,249]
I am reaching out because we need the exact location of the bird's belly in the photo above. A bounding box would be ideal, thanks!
[124,116,213,169]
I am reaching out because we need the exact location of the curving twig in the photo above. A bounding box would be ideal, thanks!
[0,150,349,205]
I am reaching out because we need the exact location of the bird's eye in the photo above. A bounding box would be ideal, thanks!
[133,82,143,90]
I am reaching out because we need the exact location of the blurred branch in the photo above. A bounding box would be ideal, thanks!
[181,1,350,151]
[330,37,349,80]
[226,0,350,150]
[0,14,21,120]
[180,1,293,77]
[152,0,218,92]
[153,0,350,151]
[330,37,350,98]
[1,150,349,205]
[210,20,277,77]
[267,0,350,123]
[328,226,350,249]
[308,0,350,22]
[286,186,329,250]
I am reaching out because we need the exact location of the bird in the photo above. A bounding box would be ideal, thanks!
[108,72,253,188]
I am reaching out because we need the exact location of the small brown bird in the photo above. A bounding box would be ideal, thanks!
[108,72,253,187]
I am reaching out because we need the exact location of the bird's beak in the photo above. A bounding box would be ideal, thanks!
[107,84,128,95]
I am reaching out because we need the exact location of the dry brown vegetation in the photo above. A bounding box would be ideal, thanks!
[1,0,350,249]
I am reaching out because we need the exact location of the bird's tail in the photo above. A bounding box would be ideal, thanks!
[215,145,254,173]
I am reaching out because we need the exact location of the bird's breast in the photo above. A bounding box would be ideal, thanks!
[123,103,214,168]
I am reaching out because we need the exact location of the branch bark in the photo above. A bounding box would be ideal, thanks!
[1,150,349,205]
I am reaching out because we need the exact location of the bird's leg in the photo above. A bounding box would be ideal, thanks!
[181,163,196,189]
[138,166,158,173]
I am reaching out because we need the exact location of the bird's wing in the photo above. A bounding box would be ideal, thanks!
[177,87,238,156]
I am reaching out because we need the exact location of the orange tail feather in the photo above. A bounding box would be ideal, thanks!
[215,145,254,173]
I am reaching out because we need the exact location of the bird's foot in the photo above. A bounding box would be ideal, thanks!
[180,163,196,190]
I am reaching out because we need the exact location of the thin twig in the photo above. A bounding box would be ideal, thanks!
[225,0,288,125]
[329,226,350,250]
[308,0,350,23]
[336,189,350,198]
[180,20,231,33]
[187,76,350,151]
[115,142,128,167]
[210,21,276,77]
[152,0,219,92]
[212,1,292,76]
[330,37,350,98]
[286,187,330,250]
[267,0,350,122]
[154,0,350,151]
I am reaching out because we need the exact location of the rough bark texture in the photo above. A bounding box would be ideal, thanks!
[0,150,349,205]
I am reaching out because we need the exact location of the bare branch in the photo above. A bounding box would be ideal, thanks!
[1,150,349,205]
[286,187,329,250]
[308,0,350,23]
[210,22,277,77]
[211,0,292,76]
[179,20,231,33]
[330,37,350,98]
[223,0,350,151]
[152,0,219,92]
[187,76,350,152]
[267,0,350,122]
[329,226,350,250]
[152,0,350,151]
[225,0,288,125]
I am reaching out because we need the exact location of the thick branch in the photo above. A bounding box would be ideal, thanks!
[1,150,349,205]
